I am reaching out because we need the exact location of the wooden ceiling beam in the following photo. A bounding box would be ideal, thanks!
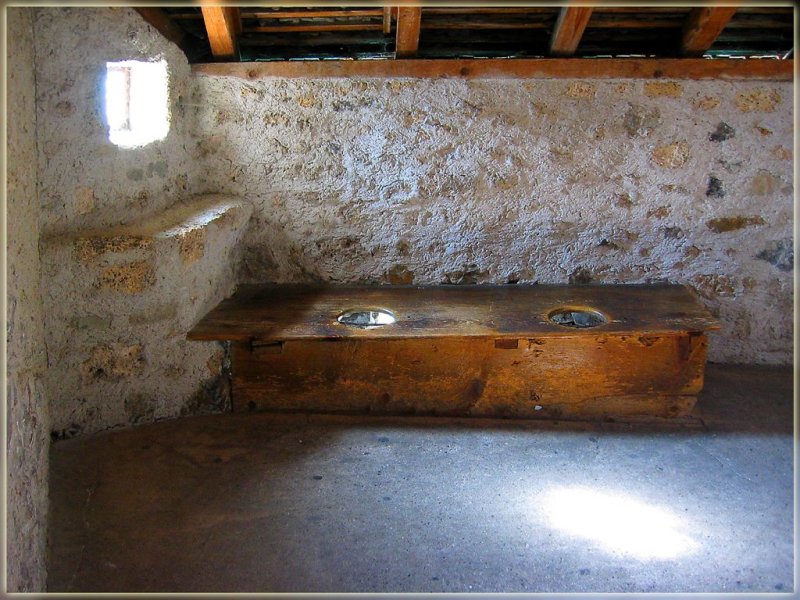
[194,57,793,81]
[134,8,194,58]
[549,7,594,56]
[396,7,422,58]
[201,6,241,60]
[681,7,739,56]
[383,7,393,35]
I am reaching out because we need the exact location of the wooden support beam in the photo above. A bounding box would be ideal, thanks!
[383,6,393,35]
[550,7,594,56]
[201,6,240,60]
[681,7,739,56]
[396,7,422,58]
[134,8,194,58]
[193,57,793,81]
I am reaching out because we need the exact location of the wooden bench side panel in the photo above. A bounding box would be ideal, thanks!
[231,333,707,420]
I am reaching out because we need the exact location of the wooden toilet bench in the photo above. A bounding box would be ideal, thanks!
[188,284,718,420]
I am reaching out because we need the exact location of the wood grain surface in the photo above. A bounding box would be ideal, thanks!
[188,283,719,343]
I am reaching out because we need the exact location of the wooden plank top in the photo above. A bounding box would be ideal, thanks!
[188,284,719,342]
[193,58,793,81]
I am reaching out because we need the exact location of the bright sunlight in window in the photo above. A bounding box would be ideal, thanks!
[105,60,169,148]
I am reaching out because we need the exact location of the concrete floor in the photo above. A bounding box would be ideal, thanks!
[47,364,794,593]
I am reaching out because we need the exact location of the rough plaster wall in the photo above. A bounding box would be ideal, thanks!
[192,76,793,364]
[7,7,49,592]
[34,7,198,234]
[34,8,245,439]
[42,197,251,438]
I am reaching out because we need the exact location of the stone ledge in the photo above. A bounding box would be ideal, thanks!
[41,194,252,437]
[43,195,251,263]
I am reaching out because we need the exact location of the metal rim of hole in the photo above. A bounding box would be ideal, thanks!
[337,308,397,328]
[548,307,607,329]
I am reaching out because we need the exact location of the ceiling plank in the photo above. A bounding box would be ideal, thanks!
[550,7,594,56]
[134,8,194,58]
[245,24,383,33]
[396,7,422,57]
[681,7,739,56]
[201,6,240,60]
[243,9,383,19]
[193,57,793,81]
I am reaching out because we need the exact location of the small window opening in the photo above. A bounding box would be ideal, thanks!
[105,59,169,148]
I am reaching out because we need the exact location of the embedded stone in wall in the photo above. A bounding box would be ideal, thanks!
[659,184,689,194]
[644,82,683,98]
[693,274,736,298]
[444,265,487,285]
[506,268,534,284]
[614,192,634,208]
[684,246,701,259]
[179,228,206,265]
[74,235,152,263]
[646,206,670,219]
[757,238,793,272]
[54,100,74,117]
[569,267,593,284]
[706,216,766,233]
[564,82,596,98]
[74,186,95,215]
[651,141,690,168]
[709,122,735,143]
[694,96,720,110]
[623,104,660,138]
[735,88,781,112]
[706,176,725,198]
[748,171,781,196]
[97,260,155,293]
[385,264,414,285]
[297,93,316,108]
[772,147,792,160]
[81,343,144,383]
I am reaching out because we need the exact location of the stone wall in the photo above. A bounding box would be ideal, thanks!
[33,8,248,439]
[34,7,198,234]
[191,75,793,364]
[7,7,49,592]
[41,196,252,438]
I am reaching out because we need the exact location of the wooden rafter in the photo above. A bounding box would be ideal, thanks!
[194,58,793,81]
[396,7,422,58]
[681,7,739,56]
[383,7,393,35]
[134,8,194,58]
[550,7,594,56]
[201,6,241,60]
